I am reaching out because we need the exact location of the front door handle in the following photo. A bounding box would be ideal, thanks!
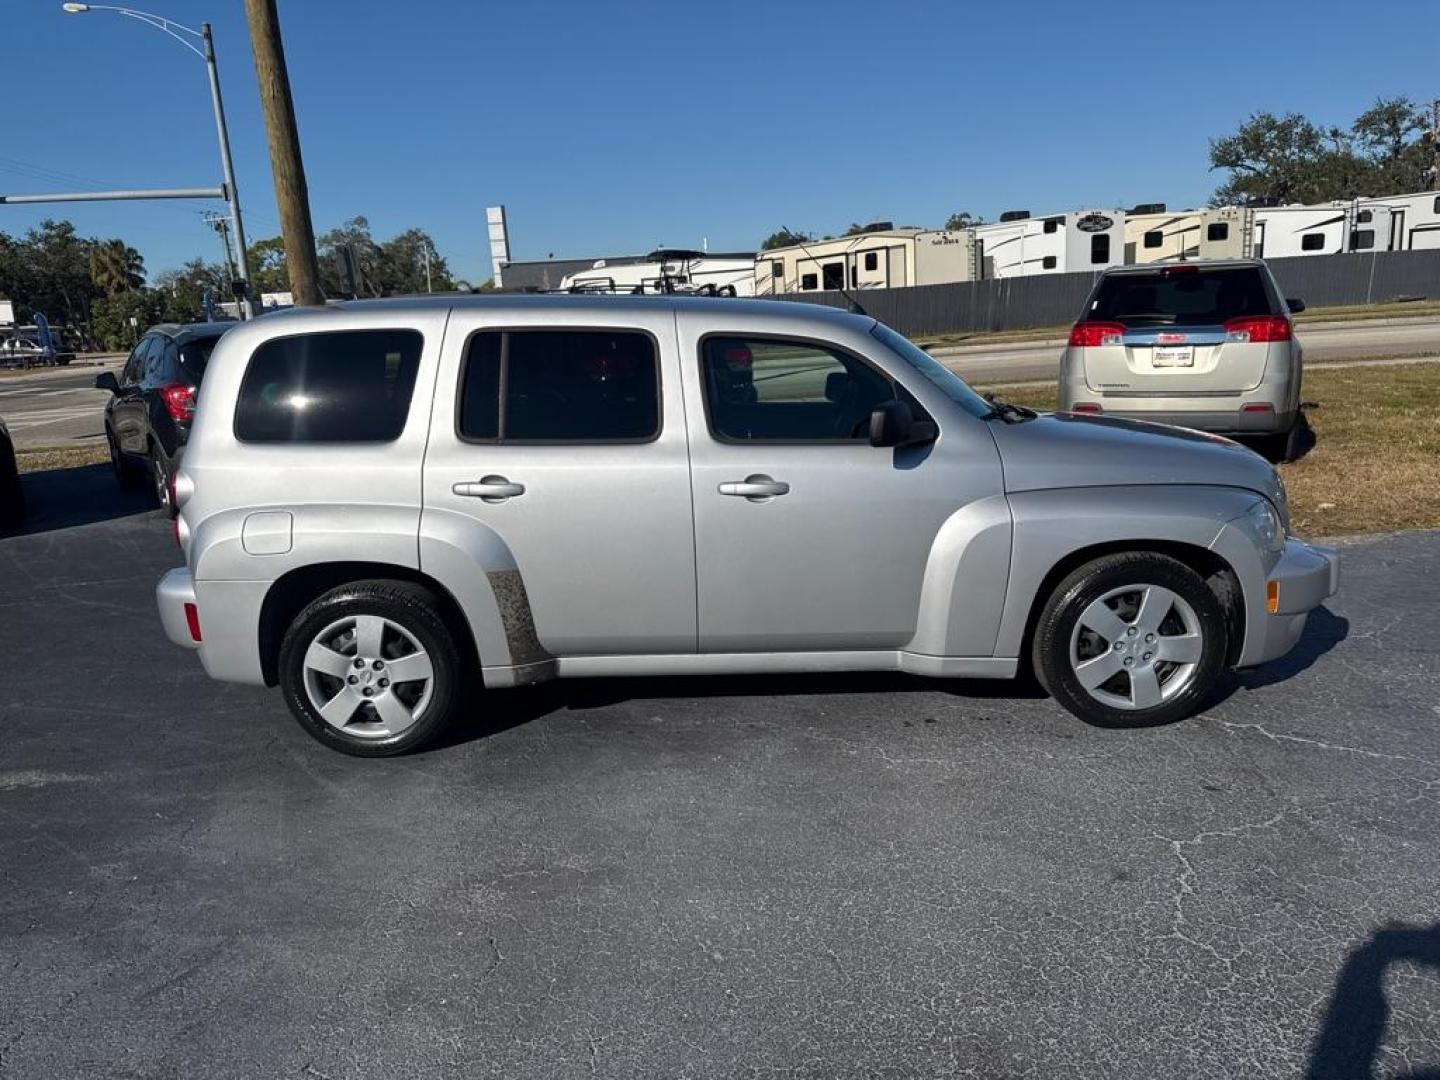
[718,474,789,501]
[453,475,526,503]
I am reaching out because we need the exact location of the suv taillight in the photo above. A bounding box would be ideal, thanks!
[1223,315,1292,343]
[1068,321,1125,347]
[159,383,196,422]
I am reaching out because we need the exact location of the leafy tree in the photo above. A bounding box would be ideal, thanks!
[245,236,291,295]
[760,228,814,251]
[1209,98,1432,205]
[317,216,384,297]
[88,239,145,295]
[944,211,986,231]
[376,228,455,294]
[89,289,167,351]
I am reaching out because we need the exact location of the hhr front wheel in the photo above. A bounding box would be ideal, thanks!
[1032,552,1228,728]
[279,581,463,756]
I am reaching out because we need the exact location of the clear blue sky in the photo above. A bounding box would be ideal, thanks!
[6,0,1436,284]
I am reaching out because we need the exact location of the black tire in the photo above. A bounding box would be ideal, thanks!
[149,446,176,518]
[1031,552,1229,728]
[278,580,465,756]
[1254,422,1300,464]
[106,427,144,491]
[0,444,24,531]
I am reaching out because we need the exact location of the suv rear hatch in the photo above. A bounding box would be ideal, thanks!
[1070,264,1288,394]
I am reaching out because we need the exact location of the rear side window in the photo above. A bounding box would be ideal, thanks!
[1143,231,1163,249]
[1207,223,1229,241]
[179,335,220,381]
[458,329,658,442]
[234,329,423,443]
[1350,229,1375,251]
[800,273,818,290]
[1090,234,1110,263]
[1301,233,1325,251]
[1087,267,1276,327]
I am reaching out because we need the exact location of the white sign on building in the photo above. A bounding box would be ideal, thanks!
[486,206,511,288]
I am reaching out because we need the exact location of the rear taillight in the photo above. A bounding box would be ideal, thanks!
[1224,315,1292,343]
[1068,321,1125,347]
[1071,403,1103,414]
[1242,403,1275,414]
[159,383,196,422]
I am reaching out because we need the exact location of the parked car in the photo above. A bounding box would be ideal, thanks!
[0,416,23,530]
[0,331,75,369]
[1058,259,1305,460]
[156,296,1337,756]
[97,322,229,515]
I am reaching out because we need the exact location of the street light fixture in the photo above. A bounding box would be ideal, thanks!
[61,3,253,317]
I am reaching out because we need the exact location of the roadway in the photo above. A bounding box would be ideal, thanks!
[1,465,1436,1078]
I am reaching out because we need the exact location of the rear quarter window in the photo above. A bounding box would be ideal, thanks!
[234,329,423,443]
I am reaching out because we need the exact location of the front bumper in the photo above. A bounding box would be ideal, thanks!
[1244,539,1339,666]
[156,566,200,649]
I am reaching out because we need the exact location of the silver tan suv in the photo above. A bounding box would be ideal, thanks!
[156,295,1337,756]
[1058,259,1305,460]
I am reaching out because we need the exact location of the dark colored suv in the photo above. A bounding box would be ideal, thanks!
[98,322,230,515]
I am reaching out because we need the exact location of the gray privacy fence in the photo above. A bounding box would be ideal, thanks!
[767,249,1440,337]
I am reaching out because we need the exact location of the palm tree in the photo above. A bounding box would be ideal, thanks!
[88,239,145,295]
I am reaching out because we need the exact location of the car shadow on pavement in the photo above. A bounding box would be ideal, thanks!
[1228,605,1349,694]
[1305,921,1440,1080]
[6,464,157,537]
[435,670,1048,750]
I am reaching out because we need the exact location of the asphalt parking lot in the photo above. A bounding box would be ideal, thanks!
[2,465,1437,1079]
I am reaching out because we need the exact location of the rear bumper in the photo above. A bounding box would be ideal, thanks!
[1244,539,1339,667]
[1086,407,1294,435]
[156,566,200,650]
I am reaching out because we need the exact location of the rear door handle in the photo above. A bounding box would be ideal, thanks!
[453,475,525,502]
[718,474,789,501]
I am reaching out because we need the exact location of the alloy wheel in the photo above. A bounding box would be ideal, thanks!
[1067,583,1204,710]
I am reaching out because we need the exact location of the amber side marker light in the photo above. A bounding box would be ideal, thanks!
[1266,581,1281,615]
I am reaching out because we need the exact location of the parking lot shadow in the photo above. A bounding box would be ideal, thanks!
[8,463,156,536]
[436,669,1048,750]
[1231,604,1349,693]
[1305,921,1440,1080]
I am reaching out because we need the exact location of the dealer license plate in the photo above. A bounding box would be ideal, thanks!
[1152,347,1194,368]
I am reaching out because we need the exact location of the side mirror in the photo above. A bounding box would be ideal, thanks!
[1286,297,1306,313]
[868,400,937,448]
[94,371,120,394]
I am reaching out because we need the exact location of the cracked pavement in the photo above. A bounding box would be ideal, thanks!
[1,466,1437,1078]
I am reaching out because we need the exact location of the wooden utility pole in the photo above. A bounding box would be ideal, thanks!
[243,0,323,306]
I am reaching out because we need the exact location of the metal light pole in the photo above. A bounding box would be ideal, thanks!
[61,4,253,317]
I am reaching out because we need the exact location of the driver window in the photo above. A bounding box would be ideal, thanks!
[701,336,894,441]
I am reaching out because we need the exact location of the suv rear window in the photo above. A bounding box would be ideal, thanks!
[234,329,423,443]
[458,329,659,442]
[1086,267,1275,327]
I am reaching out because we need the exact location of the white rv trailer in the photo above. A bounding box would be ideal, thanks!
[1357,191,1440,251]
[1123,207,1254,264]
[969,210,1125,278]
[559,249,756,296]
[755,229,977,295]
[1251,203,1356,259]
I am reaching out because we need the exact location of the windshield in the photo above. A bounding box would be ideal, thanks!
[870,322,992,418]
[1086,266,1276,327]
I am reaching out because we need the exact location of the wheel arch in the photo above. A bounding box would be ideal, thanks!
[258,562,480,687]
[1017,539,1245,675]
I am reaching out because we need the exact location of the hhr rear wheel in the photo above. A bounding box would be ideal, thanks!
[279,581,463,756]
[1032,552,1228,728]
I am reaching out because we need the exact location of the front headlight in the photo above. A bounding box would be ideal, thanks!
[1244,499,1286,555]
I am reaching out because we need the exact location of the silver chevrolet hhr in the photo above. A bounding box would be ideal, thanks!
[157,295,1337,756]
[1058,259,1305,460]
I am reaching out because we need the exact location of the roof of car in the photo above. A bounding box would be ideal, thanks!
[1101,257,1267,275]
[149,321,234,341]
[254,293,879,330]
